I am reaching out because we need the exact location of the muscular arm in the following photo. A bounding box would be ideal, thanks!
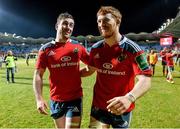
[128,75,151,100]
[107,75,151,115]
[33,68,48,115]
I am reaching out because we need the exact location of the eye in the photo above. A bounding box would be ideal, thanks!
[97,19,101,23]
[97,17,110,24]
[62,21,68,26]
[69,22,74,28]
[104,17,110,23]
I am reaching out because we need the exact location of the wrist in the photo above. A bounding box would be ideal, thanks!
[36,95,43,101]
[126,93,136,103]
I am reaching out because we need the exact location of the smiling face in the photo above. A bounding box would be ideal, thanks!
[97,13,118,38]
[96,6,122,39]
[56,18,74,40]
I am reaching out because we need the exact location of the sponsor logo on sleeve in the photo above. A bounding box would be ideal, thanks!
[135,53,149,70]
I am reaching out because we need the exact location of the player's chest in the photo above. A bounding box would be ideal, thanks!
[93,49,131,70]
[46,47,80,63]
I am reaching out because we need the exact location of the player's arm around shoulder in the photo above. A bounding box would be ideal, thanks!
[80,65,96,77]
[33,68,49,115]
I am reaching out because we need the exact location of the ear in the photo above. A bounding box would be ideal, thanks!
[55,23,58,30]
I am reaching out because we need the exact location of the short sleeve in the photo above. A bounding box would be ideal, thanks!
[132,51,152,76]
[36,50,47,69]
[88,49,95,67]
[80,46,90,64]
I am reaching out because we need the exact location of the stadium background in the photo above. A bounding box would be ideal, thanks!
[0,0,180,128]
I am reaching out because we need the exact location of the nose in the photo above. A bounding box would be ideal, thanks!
[68,24,71,28]
[67,23,74,29]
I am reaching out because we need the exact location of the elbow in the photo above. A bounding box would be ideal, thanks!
[144,76,151,91]
[139,75,151,91]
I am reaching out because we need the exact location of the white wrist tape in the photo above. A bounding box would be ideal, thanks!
[126,93,136,103]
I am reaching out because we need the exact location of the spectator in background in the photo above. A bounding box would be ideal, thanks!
[175,49,180,67]
[160,47,168,76]
[175,53,180,66]
[4,50,17,83]
[147,50,158,76]
[25,53,30,66]
[0,55,3,68]
[166,48,177,84]
[33,12,89,128]
[81,6,152,128]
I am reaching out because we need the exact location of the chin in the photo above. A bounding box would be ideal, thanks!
[100,31,109,37]
[64,34,71,39]
[102,34,111,38]
[101,31,113,38]
[100,33,106,37]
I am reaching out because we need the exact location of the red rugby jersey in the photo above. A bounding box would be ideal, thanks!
[89,36,151,112]
[166,52,176,66]
[36,39,89,102]
[160,50,167,62]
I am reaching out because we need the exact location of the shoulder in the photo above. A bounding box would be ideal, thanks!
[69,39,79,44]
[39,40,55,51]
[91,40,104,49]
[119,36,142,54]
[69,39,86,50]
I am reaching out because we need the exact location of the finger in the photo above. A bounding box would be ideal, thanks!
[107,97,116,104]
[44,102,49,109]
[107,106,116,112]
[38,107,48,115]
[41,110,48,115]
[40,109,48,115]
[37,107,43,113]
[41,106,49,115]
[117,105,125,112]
[110,110,117,114]
[114,111,123,115]
[108,104,122,113]
[107,100,119,109]
[109,104,126,115]
[110,108,121,115]
[111,109,123,115]
[107,103,120,113]
[116,108,126,115]
[108,107,117,114]
[113,102,123,110]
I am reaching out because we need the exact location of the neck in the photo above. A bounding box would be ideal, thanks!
[55,34,69,43]
[104,33,122,47]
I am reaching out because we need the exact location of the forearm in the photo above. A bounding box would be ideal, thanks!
[126,75,151,101]
[33,70,44,101]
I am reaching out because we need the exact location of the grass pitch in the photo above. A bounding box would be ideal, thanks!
[0,59,180,128]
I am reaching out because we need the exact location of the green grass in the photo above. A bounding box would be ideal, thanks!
[0,59,180,128]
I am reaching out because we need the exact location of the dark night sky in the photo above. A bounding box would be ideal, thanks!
[0,0,179,38]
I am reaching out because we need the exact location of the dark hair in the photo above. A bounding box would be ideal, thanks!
[57,12,74,24]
